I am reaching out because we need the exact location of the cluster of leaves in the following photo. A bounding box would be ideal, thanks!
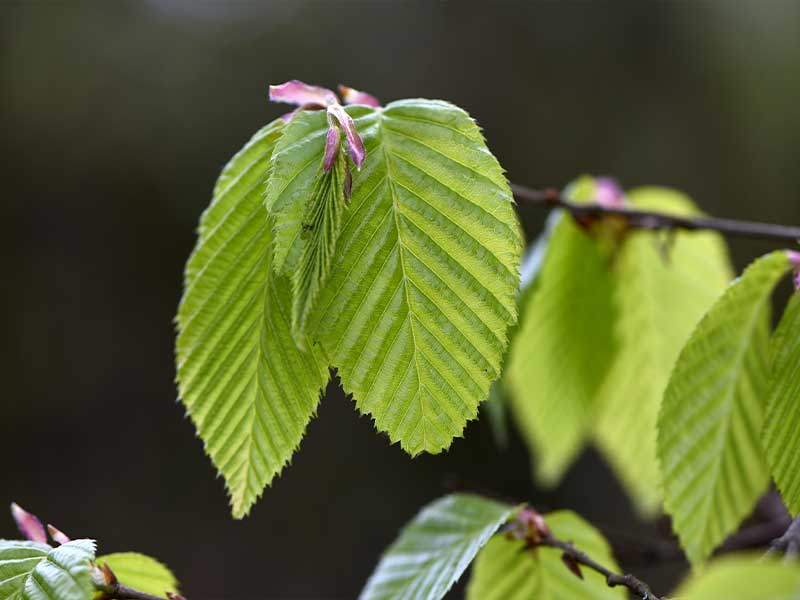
[175,81,523,518]
[360,493,800,600]
[0,504,180,600]
[499,175,800,565]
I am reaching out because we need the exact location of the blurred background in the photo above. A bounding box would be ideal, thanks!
[2,2,800,598]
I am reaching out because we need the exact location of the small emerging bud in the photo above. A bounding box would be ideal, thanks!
[561,553,584,579]
[91,563,118,590]
[323,125,341,172]
[594,177,625,208]
[788,250,800,290]
[269,80,337,108]
[327,104,366,169]
[47,524,71,545]
[505,507,551,544]
[338,84,381,108]
[11,503,47,544]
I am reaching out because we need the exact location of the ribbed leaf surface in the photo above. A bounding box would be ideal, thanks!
[310,100,522,454]
[0,539,95,600]
[764,291,800,515]
[674,556,800,599]
[95,553,178,596]
[176,121,329,518]
[506,212,616,484]
[657,251,792,564]
[593,188,732,516]
[360,494,515,600]
[292,150,349,338]
[467,511,624,600]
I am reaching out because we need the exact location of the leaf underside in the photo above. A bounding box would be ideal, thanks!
[0,539,95,600]
[506,206,617,485]
[657,251,791,564]
[359,493,515,600]
[466,511,625,600]
[674,556,800,599]
[175,119,329,518]
[763,292,800,516]
[95,552,179,597]
[593,188,732,516]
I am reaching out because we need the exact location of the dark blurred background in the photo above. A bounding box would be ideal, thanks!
[2,1,800,598]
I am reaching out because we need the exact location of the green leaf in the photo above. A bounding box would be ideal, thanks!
[0,539,95,600]
[95,553,178,596]
[674,556,800,599]
[309,100,522,455]
[292,150,349,339]
[360,493,515,600]
[593,188,732,516]
[505,202,617,485]
[175,121,329,518]
[764,291,800,516]
[466,511,625,600]
[657,251,793,564]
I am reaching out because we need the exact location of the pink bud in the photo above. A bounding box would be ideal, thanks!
[11,503,47,544]
[323,125,341,172]
[269,80,337,108]
[327,104,366,169]
[594,177,625,208]
[47,524,71,545]
[338,85,381,108]
[788,250,800,290]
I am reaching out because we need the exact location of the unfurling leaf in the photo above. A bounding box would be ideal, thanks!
[11,503,47,544]
[95,552,179,597]
[593,188,732,516]
[360,494,516,600]
[175,119,329,518]
[763,289,800,515]
[0,539,96,600]
[467,511,624,600]
[657,251,794,564]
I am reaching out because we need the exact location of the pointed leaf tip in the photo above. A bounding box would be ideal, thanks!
[269,80,337,108]
[338,84,381,107]
[327,104,366,168]
[47,523,71,545]
[11,502,47,543]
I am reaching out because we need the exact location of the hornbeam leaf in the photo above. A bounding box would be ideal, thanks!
[593,188,732,516]
[310,100,523,454]
[657,251,793,564]
[673,556,800,599]
[95,553,178,596]
[466,511,624,600]
[0,539,95,600]
[764,291,800,515]
[505,178,617,485]
[292,150,349,339]
[176,121,329,518]
[359,494,515,600]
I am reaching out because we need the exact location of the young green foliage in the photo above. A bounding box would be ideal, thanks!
[360,494,516,600]
[175,119,329,518]
[0,539,96,600]
[763,291,800,516]
[466,511,624,600]
[593,188,732,516]
[95,553,179,597]
[673,556,800,599]
[506,177,617,485]
[657,251,794,564]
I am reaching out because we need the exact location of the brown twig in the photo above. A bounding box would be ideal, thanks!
[511,183,800,244]
[766,514,800,560]
[110,585,172,600]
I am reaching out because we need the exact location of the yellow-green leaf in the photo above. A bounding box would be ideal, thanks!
[96,553,178,597]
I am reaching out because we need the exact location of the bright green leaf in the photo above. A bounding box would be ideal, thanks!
[764,291,800,516]
[175,121,329,518]
[360,493,515,600]
[0,539,95,600]
[593,188,732,516]
[292,150,349,339]
[95,552,178,597]
[466,511,625,600]
[658,251,793,564]
[674,555,800,599]
[309,100,523,455]
[506,199,616,485]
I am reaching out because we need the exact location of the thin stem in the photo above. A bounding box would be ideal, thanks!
[540,534,663,600]
[766,515,800,560]
[511,183,800,244]
[102,585,168,600]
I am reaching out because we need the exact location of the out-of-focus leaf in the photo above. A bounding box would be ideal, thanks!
[96,552,179,597]
[673,556,800,599]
